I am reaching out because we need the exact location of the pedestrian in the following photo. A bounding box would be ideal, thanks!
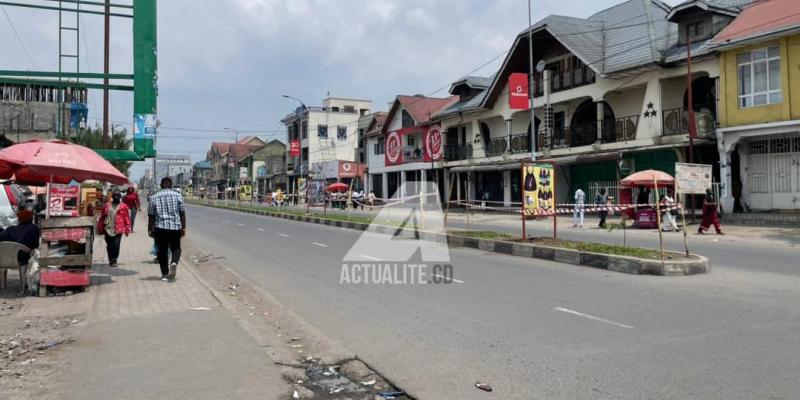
[573,187,585,228]
[276,188,285,207]
[660,188,680,232]
[595,188,609,228]
[698,188,723,235]
[97,192,131,268]
[0,209,41,266]
[148,177,186,281]
[122,187,141,232]
[367,191,376,211]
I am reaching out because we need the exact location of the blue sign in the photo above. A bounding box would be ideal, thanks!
[133,113,157,139]
[257,166,267,177]
[69,102,88,129]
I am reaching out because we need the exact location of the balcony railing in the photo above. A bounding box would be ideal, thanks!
[484,137,508,157]
[445,143,473,161]
[662,107,717,137]
[403,146,423,163]
[601,115,639,143]
[533,66,596,97]
[509,133,532,154]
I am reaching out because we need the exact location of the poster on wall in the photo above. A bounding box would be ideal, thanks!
[521,163,555,217]
[48,183,81,217]
[239,185,252,201]
[385,131,403,166]
[423,125,443,162]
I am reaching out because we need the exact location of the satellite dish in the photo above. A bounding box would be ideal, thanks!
[535,60,546,73]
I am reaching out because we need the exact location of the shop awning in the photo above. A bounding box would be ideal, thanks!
[94,149,145,162]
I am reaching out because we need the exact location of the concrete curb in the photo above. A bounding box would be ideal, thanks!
[191,202,709,276]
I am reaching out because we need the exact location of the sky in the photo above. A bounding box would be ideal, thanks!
[0,0,687,180]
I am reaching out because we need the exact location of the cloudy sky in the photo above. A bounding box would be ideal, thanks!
[1,0,685,179]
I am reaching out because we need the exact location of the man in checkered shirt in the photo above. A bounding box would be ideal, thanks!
[148,177,186,281]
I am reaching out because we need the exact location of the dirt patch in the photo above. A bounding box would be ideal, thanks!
[0,298,83,400]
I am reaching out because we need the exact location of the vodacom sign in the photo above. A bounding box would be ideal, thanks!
[424,124,443,161]
[385,131,402,165]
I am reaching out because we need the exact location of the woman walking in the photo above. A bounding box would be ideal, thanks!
[122,187,141,232]
[698,188,723,235]
[97,192,132,267]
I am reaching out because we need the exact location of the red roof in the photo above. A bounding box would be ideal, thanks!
[713,0,800,45]
[396,95,459,125]
[210,142,232,155]
[228,143,264,161]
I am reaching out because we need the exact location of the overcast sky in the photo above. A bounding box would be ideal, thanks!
[0,0,685,180]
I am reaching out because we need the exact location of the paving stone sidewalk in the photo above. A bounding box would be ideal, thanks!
[17,213,287,400]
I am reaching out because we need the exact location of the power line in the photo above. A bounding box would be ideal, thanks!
[1,5,37,69]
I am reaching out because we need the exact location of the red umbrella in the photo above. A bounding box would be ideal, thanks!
[0,140,128,185]
[620,169,674,188]
[326,182,349,192]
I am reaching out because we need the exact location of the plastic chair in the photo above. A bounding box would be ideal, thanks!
[0,242,32,294]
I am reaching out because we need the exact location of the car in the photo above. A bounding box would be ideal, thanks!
[0,183,27,229]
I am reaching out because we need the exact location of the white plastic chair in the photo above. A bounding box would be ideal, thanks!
[0,242,32,294]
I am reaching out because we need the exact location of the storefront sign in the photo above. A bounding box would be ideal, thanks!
[48,183,81,217]
[508,73,530,110]
[289,140,301,158]
[239,167,248,179]
[521,163,555,216]
[675,162,712,195]
[385,131,402,165]
[423,125,443,161]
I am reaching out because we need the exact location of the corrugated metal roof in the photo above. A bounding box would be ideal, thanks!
[712,0,800,45]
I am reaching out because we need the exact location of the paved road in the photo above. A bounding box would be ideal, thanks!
[187,204,800,400]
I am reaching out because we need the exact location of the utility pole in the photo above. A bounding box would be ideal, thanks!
[528,0,536,161]
[103,0,110,148]
[686,25,697,222]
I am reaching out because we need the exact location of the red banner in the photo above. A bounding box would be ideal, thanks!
[48,184,80,217]
[423,125,443,161]
[508,72,529,110]
[338,161,365,178]
[385,131,403,166]
[289,140,301,158]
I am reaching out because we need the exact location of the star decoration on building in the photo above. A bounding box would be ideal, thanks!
[643,102,657,118]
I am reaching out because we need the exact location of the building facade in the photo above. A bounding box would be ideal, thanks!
[282,97,372,197]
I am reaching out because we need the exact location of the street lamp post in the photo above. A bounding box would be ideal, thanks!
[224,127,239,202]
[281,94,307,212]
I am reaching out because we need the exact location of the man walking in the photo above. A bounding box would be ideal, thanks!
[572,187,585,228]
[148,177,186,281]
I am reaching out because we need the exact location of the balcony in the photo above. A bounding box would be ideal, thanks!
[445,143,473,161]
[662,107,717,137]
[403,146,423,163]
[509,133,532,154]
[551,123,597,149]
[601,115,639,143]
[484,137,508,157]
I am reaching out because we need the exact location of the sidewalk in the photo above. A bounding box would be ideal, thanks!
[2,213,287,400]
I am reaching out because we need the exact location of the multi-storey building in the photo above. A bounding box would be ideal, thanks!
[428,0,749,206]
[361,112,388,197]
[0,83,87,143]
[713,0,800,212]
[282,97,372,197]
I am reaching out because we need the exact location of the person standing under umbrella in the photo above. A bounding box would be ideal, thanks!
[698,188,723,235]
[122,187,141,232]
[97,192,131,268]
[148,177,186,281]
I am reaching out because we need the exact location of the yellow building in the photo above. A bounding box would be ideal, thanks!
[713,0,800,212]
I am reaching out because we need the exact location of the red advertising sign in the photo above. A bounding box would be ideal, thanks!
[289,140,301,158]
[385,131,402,165]
[423,124,443,161]
[338,161,364,178]
[508,72,530,110]
[48,183,81,217]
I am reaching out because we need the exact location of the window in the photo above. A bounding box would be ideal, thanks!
[401,109,415,128]
[374,138,385,155]
[738,45,782,108]
[317,124,328,138]
[337,126,347,140]
[407,135,416,147]
[301,121,307,139]
[343,105,355,113]
[687,22,704,40]
[331,107,340,112]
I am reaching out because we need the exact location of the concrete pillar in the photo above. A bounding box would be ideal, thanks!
[506,118,513,152]
[382,172,388,200]
[471,119,485,158]
[503,170,512,206]
[642,78,663,138]
[400,170,406,199]
[456,172,462,202]
[596,101,604,142]
[717,129,740,214]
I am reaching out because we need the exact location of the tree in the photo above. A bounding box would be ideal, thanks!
[72,126,133,176]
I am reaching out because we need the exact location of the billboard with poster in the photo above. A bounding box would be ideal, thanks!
[239,185,252,201]
[521,163,555,217]
[675,163,712,195]
[48,183,81,217]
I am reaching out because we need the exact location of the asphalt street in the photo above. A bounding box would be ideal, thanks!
[187,204,800,400]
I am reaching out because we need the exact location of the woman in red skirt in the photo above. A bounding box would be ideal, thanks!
[698,189,724,235]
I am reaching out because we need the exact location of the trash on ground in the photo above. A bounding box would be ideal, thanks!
[291,389,300,399]
[378,391,405,399]
[475,382,493,392]
[360,379,376,386]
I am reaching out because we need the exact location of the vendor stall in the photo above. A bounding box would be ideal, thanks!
[0,140,128,295]
[621,170,675,229]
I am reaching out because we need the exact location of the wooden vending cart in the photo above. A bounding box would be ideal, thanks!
[37,184,95,295]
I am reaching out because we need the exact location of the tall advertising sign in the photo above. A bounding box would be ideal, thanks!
[289,140,301,158]
[522,163,555,216]
[133,0,158,158]
[508,72,530,110]
[423,125,443,162]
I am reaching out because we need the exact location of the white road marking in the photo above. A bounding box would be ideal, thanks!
[279,233,290,238]
[554,307,634,329]
[236,223,244,226]
[223,219,230,223]
[360,254,381,261]
[257,228,265,232]
[312,242,328,248]
[431,274,464,284]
